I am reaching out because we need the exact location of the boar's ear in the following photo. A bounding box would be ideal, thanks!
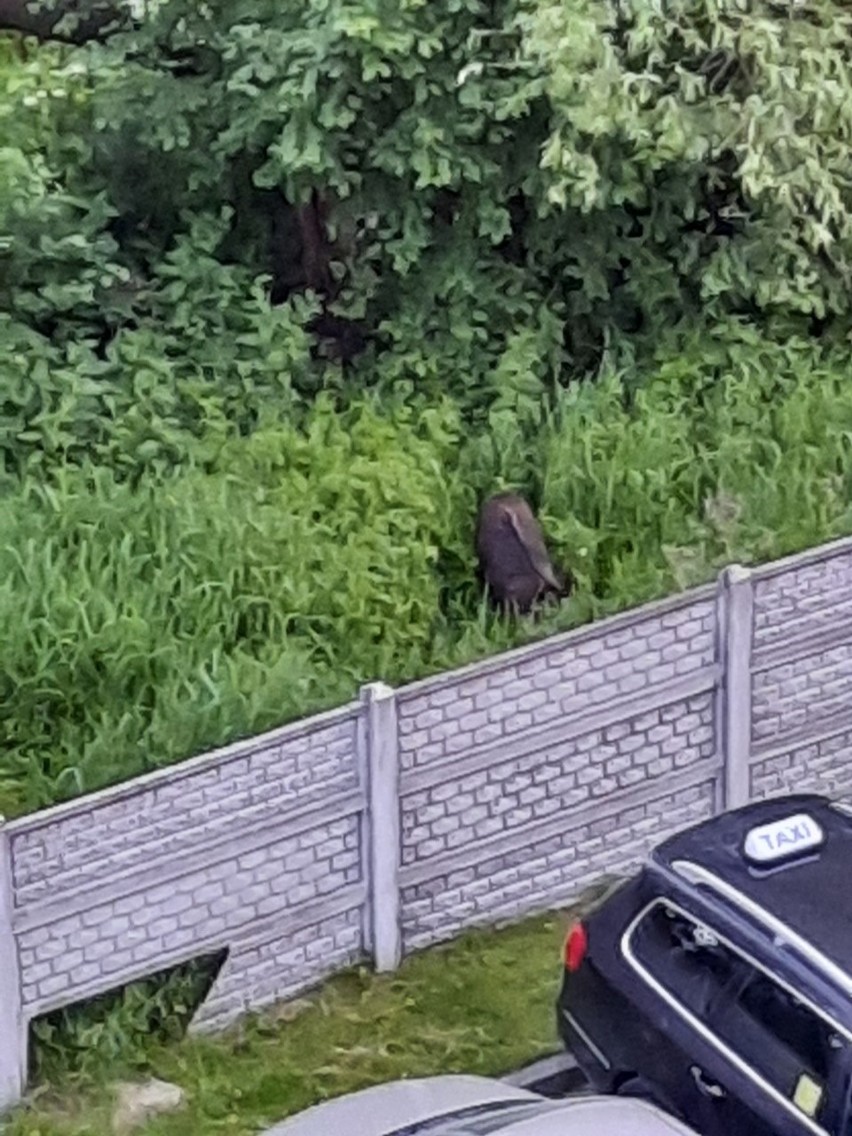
[505,509,562,592]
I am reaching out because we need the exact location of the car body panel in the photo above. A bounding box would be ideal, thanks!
[262,1075,537,1136]
[475,1095,707,1135]
[262,1074,703,1136]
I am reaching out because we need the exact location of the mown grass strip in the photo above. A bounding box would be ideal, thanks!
[8,913,570,1136]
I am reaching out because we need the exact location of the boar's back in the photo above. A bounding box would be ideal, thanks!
[476,493,562,594]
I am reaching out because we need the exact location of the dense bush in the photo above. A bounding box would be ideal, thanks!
[0,396,464,815]
[0,1,552,481]
[523,0,852,323]
[4,1,852,483]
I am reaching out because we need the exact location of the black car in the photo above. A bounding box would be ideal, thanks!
[557,793,852,1136]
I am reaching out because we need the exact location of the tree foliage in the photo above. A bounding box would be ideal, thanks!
[523,0,852,326]
[3,1,852,473]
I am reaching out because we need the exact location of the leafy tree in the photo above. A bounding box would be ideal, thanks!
[521,0,852,328]
[4,0,852,486]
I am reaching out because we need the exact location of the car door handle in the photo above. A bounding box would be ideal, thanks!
[690,1065,726,1099]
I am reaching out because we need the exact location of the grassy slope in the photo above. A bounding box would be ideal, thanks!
[8,915,569,1136]
[7,326,852,818]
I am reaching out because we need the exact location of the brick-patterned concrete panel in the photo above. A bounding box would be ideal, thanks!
[16,813,362,1014]
[399,695,717,869]
[396,595,716,772]
[9,709,360,907]
[401,778,716,951]
[192,906,363,1032]
[749,728,852,804]
[751,643,852,748]
[753,546,852,647]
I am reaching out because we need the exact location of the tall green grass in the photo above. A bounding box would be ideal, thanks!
[3,324,852,818]
[0,396,463,815]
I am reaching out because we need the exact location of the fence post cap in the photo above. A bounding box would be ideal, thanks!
[723,563,751,586]
[360,681,395,704]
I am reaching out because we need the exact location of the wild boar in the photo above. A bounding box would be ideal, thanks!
[475,491,571,615]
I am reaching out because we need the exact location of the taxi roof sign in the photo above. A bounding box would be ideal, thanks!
[743,813,825,866]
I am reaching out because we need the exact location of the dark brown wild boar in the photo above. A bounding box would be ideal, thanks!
[475,491,571,615]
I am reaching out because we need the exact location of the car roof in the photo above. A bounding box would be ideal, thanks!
[651,794,852,983]
[262,1075,536,1136]
[491,1095,702,1135]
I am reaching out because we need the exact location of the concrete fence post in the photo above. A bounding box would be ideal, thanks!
[360,682,402,972]
[716,564,754,812]
[0,819,26,1114]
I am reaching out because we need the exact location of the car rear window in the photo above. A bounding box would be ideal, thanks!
[630,901,739,1016]
[712,963,844,1127]
[386,1098,555,1136]
[627,899,849,1132]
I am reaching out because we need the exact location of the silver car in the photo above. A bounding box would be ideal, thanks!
[264,1073,703,1135]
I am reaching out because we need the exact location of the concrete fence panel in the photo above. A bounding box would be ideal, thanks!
[395,590,720,952]
[1,702,365,1095]
[748,539,852,804]
[0,826,24,1113]
[395,589,718,776]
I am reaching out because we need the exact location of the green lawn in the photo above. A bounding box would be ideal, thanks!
[8,913,572,1136]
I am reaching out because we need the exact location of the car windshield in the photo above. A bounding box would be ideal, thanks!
[386,1098,556,1135]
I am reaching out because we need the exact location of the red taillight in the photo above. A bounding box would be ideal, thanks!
[564,922,588,972]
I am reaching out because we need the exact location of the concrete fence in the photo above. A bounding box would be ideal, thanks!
[4,536,852,1110]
